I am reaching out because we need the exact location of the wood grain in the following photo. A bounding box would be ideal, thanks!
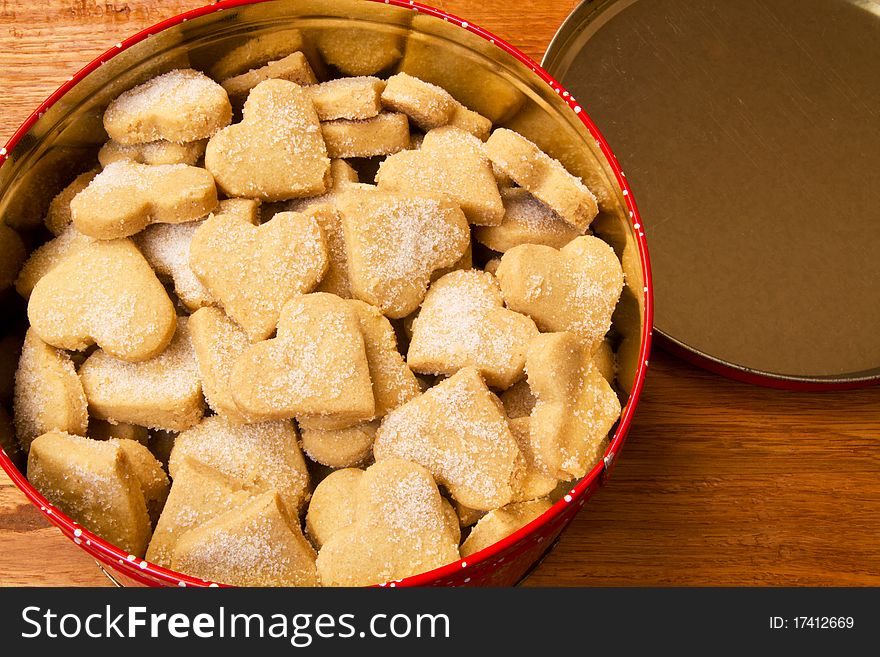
[2,0,879,588]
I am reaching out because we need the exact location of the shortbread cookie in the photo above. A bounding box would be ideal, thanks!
[496,236,625,353]
[189,206,326,341]
[205,79,330,201]
[337,187,470,318]
[27,239,176,361]
[89,420,150,446]
[408,270,538,390]
[27,431,152,556]
[321,112,410,159]
[231,294,374,426]
[374,368,523,510]
[299,421,377,469]
[169,415,310,513]
[474,188,583,252]
[15,226,93,299]
[376,127,503,226]
[135,198,257,312]
[460,498,553,558]
[347,299,420,419]
[135,221,213,311]
[305,467,363,549]
[147,457,254,568]
[306,76,385,121]
[13,329,88,452]
[188,307,254,424]
[306,464,461,551]
[0,224,26,292]
[103,69,232,145]
[79,317,204,432]
[526,332,621,480]
[508,417,558,502]
[316,459,460,587]
[315,28,403,76]
[115,437,170,526]
[221,51,317,103]
[98,139,208,167]
[70,160,218,240]
[485,128,598,230]
[172,490,318,587]
[44,170,98,236]
[448,105,492,141]
[380,72,458,132]
[208,28,308,80]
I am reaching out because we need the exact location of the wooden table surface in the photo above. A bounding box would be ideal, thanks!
[2,0,878,587]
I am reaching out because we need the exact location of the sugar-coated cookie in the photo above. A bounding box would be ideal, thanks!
[79,317,204,432]
[316,459,460,586]
[408,270,538,390]
[135,222,213,312]
[27,239,176,362]
[321,112,410,159]
[187,306,254,424]
[306,76,385,121]
[338,187,470,318]
[507,417,559,502]
[374,367,523,510]
[221,52,317,103]
[496,236,624,353]
[474,188,584,252]
[27,431,153,556]
[13,329,88,452]
[460,498,553,558]
[189,204,326,341]
[380,73,456,132]
[172,490,318,587]
[146,457,254,568]
[170,415,310,513]
[376,126,503,226]
[103,69,232,145]
[525,332,621,480]
[15,226,93,299]
[44,170,98,236]
[305,468,363,549]
[315,28,403,76]
[98,139,207,168]
[70,160,218,240]
[205,79,330,201]
[231,294,374,426]
[486,128,598,230]
[299,421,377,469]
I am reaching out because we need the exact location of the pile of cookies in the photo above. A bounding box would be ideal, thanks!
[7,48,624,586]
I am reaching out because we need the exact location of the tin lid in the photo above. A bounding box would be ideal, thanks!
[544,0,880,388]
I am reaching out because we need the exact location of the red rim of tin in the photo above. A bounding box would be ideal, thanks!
[0,0,653,587]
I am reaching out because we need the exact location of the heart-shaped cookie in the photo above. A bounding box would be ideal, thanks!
[70,160,218,240]
[230,294,375,425]
[170,415,310,514]
[337,186,470,318]
[172,490,318,587]
[375,126,504,226]
[315,459,460,586]
[13,329,88,452]
[373,367,523,510]
[103,68,232,145]
[78,317,204,432]
[407,269,538,390]
[27,238,177,362]
[496,235,624,353]
[525,332,621,480]
[189,205,327,341]
[205,78,330,201]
